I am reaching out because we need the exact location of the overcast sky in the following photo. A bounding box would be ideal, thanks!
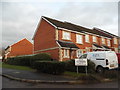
[1,0,119,48]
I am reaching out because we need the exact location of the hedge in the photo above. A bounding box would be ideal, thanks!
[6,53,52,66]
[34,61,65,75]
[6,56,32,66]
[64,59,95,73]
[30,53,52,67]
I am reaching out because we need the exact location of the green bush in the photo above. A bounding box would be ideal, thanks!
[6,53,52,67]
[64,59,95,73]
[34,61,65,75]
[87,60,96,73]
[64,59,76,72]
[6,56,32,66]
[32,53,51,60]
[30,53,52,67]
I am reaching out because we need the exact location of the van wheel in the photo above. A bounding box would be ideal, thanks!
[96,66,104,73]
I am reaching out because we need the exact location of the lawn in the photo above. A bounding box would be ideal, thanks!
[0,61,2,68]
[2,62,35,71]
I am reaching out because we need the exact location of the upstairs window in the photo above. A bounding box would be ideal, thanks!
[93,36,96,42]
[102,38,105,44]
[107,39,111,46]
[76,34,83,44]
[85,34,89,43]
[114,38,117,44]
[62,31,71,40]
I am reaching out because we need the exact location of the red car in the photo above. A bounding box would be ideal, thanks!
[116,53,120,66]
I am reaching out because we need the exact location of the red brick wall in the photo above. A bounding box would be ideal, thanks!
[34,19,58,51]
[57,29,119,61]
[58,29,117,50]
[8,39,33,57]
[35,49,59,61]
[33,18,59,60]
[58,29,99,49]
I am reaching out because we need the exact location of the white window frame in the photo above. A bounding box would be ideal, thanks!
[102,38,105,44]
[107,39,111,46]
[114,38,117,44]
[64,49,69,58]
[85,47,90,52]
[76,34,83,44]
[85,34,89,43]
[62,31,71,40]
[92,36,97,42]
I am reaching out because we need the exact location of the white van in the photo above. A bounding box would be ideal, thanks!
[79,51,118,73]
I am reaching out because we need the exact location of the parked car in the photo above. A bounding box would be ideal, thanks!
[116,53,120,67]
[79,51,118,73]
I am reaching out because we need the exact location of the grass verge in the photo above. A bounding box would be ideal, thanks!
[2,62,35,71]
[64,71,86,78]
[63,71,118,83]
[64,71,101,83]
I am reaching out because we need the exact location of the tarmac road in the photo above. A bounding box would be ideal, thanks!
[2,76,119,88]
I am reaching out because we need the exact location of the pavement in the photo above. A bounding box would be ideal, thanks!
[2,68,118,84]
[2,68,80,84]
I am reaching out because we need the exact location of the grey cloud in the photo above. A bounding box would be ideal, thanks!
[55,2,118,34]
[2,2,118,48]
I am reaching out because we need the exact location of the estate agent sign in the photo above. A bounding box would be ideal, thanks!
[75,59,88,74]
[75,59,88,66]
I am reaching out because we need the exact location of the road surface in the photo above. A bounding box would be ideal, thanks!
[2,76,119,88]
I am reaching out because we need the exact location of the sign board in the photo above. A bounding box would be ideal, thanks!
[0,56,2,60]
[75,59,88,66]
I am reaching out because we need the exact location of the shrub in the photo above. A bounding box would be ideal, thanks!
[6,56,32,66]
[30,53,52,67]
[6,53,52,67]
[32,53,51,60]
[64,59,95,73]
[64,59,76,72]
[87,60,96,73]
[34,61,65,75]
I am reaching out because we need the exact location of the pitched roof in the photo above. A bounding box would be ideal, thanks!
[57,40,79,49]
[5,46,10,50]
[42,16,115,38]
[5,38,33,50]
[42,16,83,33]
[93,27,118,38]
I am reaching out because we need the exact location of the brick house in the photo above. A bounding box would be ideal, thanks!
[4,38,33,59]
[33,16,119,61]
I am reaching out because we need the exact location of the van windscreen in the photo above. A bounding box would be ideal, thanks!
[79,54,87,59]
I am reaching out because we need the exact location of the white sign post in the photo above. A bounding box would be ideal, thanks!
[75,59,88,74]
